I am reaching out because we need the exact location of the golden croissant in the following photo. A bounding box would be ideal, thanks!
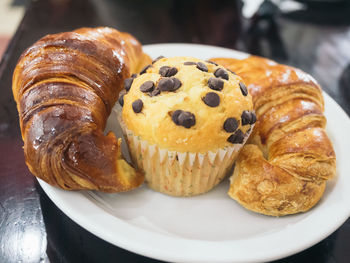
[12,27,151,192]
[211,56,336,216]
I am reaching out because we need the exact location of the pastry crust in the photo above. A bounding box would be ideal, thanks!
[12,27,151,192]
[211,56,336,216]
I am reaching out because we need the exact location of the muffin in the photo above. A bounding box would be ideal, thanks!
[118,56,255,196]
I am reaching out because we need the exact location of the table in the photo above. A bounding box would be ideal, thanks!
[0,0,349,262]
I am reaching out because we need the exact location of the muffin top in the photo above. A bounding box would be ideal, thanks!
[121,56,254,153]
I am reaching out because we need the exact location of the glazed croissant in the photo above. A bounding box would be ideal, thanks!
[12,27,151,192]
[211,56,336,216]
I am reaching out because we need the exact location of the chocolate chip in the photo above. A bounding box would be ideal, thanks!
[167,67,178,77]
[171,110,182,125]
[118,90,126,107]
[202,92,220,107]
[158,77,182,92]
[150,88,161,97]
[241,110,255,125]
[227,130,244,144]
[208,77,224,91]
[124,78,134,91]
[118,96,124,107]
[178,111,196,128]
[206,60,218,66]
[140,65,152,75]
[140,81,155,93]
[152,56,165,64]
[239,82,248,96]
[158,78,173,91]
[184,61,197,65]
[131,73,138,78]
[214,68,229,80]
[173,78,182,90]
[172,110,196,128]
[223,118,238,133]
[196,62,208,72]
[159,66,178,77]
[251,112,257,124]
[159,66,170,77]
[132,99,143,113]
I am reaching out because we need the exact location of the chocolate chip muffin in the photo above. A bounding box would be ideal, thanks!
[119,56,255,196]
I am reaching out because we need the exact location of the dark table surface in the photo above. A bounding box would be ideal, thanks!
[1,0,350,262]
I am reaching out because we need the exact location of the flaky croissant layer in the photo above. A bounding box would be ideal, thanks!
[212,56,336,216]
[13,27,151,192]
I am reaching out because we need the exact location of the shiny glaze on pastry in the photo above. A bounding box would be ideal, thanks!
[212,56,336,216]
[12,27,151,192]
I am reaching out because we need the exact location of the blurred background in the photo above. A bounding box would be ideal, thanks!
[1,0,350,111]
[0,0,28,58]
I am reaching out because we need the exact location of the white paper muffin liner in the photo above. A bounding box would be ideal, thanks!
[115,107,252,196]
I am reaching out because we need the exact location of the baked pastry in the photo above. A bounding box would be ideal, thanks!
[118,56,255,196]
[12,27,151,192]
[211,56,336,216]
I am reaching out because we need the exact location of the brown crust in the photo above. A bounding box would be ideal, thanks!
[211,56,336,216]
[12,27,151,192]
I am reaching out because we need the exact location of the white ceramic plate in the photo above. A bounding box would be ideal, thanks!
[38,44,350,263]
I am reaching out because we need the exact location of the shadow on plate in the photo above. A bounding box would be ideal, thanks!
[36,182,163,263]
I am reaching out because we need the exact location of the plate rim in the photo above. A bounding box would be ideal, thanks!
[38,43,350,263]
